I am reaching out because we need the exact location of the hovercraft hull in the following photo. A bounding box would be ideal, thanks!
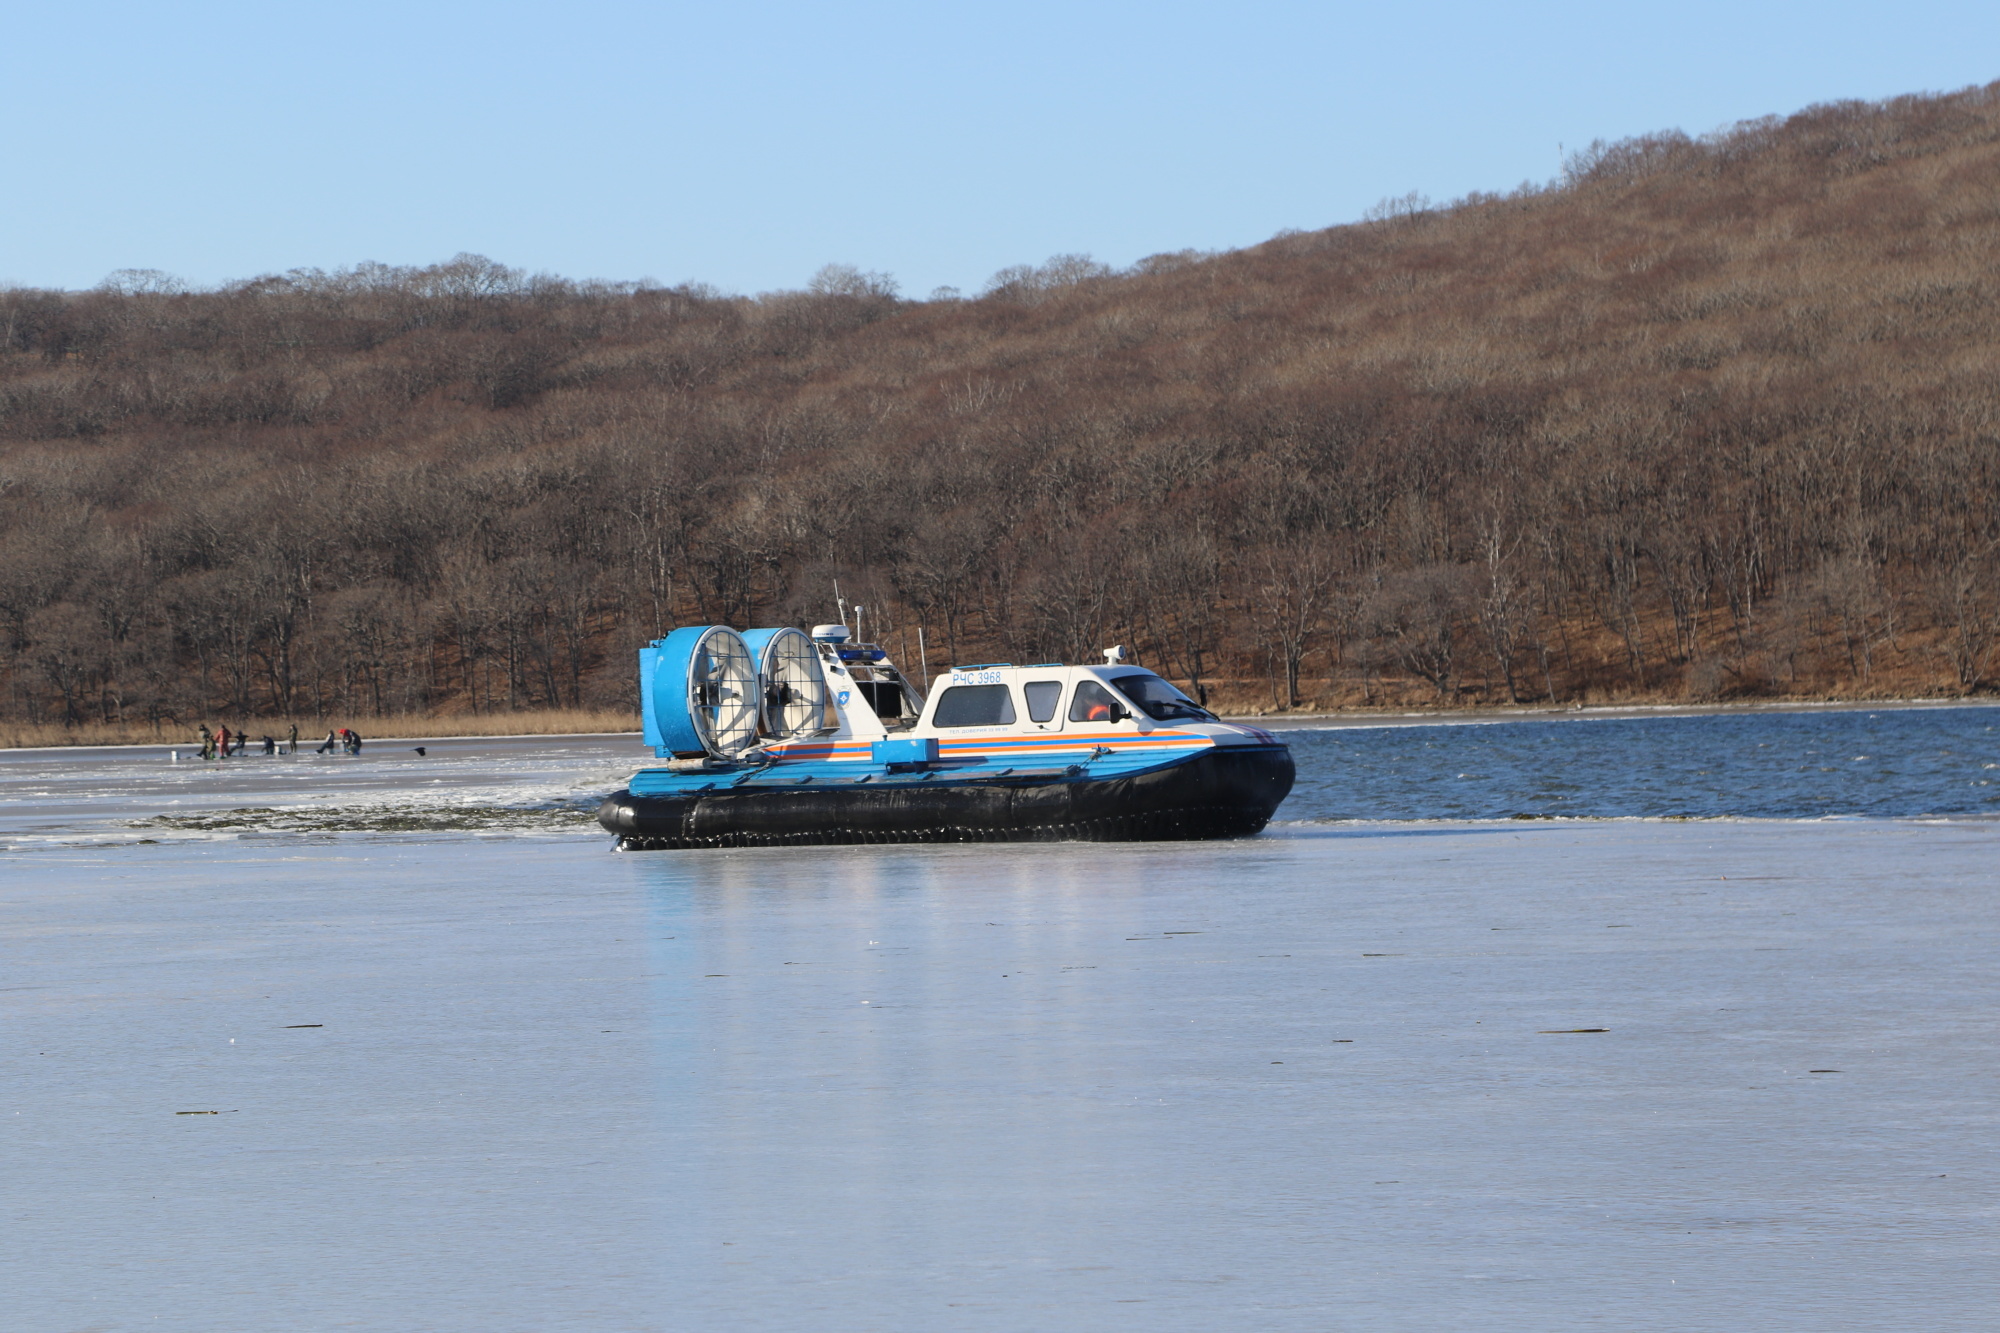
[599,744,1294,850]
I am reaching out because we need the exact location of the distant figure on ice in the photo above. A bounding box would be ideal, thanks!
[216,725,232,758]
[317,730,339,755]
[346,730,364,755]
[261,735,276,755]
[198,726,215,760]
[287,724,299,753]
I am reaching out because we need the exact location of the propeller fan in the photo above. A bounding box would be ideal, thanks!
[742,626,832,739]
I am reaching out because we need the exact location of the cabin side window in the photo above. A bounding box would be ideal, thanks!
[930,684,1017,727]
[1023,681,1063,723]
[1068,681,1125,723]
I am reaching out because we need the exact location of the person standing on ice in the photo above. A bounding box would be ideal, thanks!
[216,724,231,759]
[287,724,299,753]
[198,725,215,760]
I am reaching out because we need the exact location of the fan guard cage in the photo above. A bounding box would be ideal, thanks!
[644,625,760,759]
[743,627,832,739]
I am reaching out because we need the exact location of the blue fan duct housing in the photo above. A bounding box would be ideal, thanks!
[640,625,740,758]
[738,627,782,664]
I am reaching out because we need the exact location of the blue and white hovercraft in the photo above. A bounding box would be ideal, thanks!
[598,623,1294,849]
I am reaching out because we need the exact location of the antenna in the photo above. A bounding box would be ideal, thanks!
[833,579,848,634]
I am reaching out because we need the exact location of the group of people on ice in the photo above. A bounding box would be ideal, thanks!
[194,724,363,758]
[197,723,295,759]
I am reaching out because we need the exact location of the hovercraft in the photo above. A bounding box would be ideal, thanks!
[598,623,1294,850]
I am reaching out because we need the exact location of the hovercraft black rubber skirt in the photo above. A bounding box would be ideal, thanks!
[599,746,1296,849]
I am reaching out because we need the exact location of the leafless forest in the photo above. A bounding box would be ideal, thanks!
[6,85,2000,733]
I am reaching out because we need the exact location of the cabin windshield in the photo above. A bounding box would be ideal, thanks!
[1109,672,1215,722]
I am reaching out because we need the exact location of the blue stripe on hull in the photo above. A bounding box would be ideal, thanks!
[625,742,1225,798]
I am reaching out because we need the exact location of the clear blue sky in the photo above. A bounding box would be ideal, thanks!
[4,2,1996,296]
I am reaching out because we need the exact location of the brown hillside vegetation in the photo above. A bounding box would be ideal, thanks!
[6,83,2000,735]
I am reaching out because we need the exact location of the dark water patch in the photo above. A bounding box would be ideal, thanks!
[1280,706,1999,820]
[141,802,598,835]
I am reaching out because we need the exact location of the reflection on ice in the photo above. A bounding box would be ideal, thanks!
[9,819,1998,1330]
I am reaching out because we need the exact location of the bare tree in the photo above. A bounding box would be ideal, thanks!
[1252,536,1337,709]
[1364,564,1474,700]
[1930,559,1997,693]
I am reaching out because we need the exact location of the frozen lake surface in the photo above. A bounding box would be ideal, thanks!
[5,714,1999,1330]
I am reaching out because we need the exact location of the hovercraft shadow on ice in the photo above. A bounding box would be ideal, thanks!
[598,623,1294,849]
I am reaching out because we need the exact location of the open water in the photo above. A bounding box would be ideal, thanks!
[1282,703,2000,820]
[5,705,1998,1330]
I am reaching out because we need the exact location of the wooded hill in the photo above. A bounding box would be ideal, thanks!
[6,82,2000,733]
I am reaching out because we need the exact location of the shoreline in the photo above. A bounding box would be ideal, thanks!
[7,696,1999,753]
[1242,695,2000,730]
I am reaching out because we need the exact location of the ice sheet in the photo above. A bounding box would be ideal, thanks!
[6,818,1998,1331]
[0,735,630,850]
